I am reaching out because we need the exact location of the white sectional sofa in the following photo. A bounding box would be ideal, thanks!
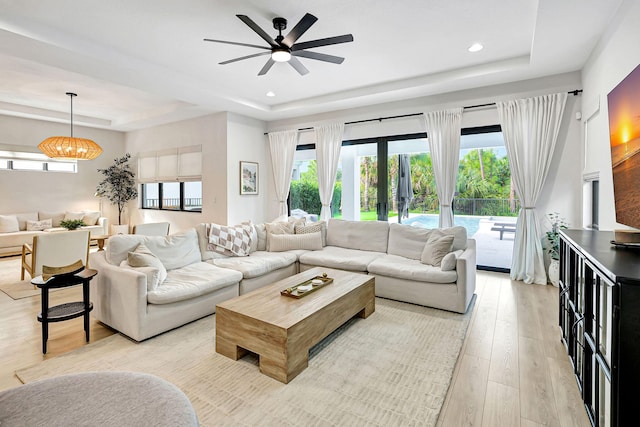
[0,211,109,256]
[89,218,476,342]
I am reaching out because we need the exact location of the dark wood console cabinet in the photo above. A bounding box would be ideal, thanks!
[559,230,640,427]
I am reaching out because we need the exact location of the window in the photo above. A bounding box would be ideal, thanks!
[138,145,202,213]
[0,147,77,173]
[141,181,202,212]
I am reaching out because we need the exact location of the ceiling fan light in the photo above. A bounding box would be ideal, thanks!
[272,49,291,62]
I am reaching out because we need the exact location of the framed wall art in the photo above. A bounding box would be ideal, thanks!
[240,161,259,195]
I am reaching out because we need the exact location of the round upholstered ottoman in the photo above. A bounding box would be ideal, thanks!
[0,371,198,426]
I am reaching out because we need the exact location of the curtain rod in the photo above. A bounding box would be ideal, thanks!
[264,89,582,135]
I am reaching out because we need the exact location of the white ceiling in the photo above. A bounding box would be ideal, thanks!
[0,0,624,131]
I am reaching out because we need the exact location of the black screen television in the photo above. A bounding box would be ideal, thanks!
[608,63,640,230]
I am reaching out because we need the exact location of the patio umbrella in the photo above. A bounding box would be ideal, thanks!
[397,154,413,222]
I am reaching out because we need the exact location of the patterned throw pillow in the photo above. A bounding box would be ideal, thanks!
[295,221,326,246]
[208,223,253,257]
[26,218,53,231]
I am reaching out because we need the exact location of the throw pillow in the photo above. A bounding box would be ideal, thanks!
[208,223,253,257]
[265,221,295,251]
[268,232,323,252]
[119,260,162,292]
[0,215,19,233]
[421,232,454,266]
[26,218,53,231]
[15,212,38,231]
[295,221,327,246]
[127,243,168,286]
[254,223,267,251]
[440,249,465,271]
[38,211,65,227]
[82,211,101,226]
[64,211,85,221]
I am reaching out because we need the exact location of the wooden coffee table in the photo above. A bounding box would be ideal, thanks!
[215,267,375,383]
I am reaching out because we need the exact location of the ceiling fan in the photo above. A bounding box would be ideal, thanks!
[204,13,354,76]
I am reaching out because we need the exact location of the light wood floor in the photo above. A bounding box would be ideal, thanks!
[0,267,589,426]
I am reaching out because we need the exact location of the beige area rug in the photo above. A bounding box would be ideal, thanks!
[16,298,471,426]
[0,256,42,299]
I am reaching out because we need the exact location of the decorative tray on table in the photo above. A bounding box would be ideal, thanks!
[280,273,333,299]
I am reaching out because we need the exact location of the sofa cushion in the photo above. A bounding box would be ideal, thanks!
[387,223,432,260]
[368,254,458,284]
[421,232,454,266]
[107,230,201,270]
[26,219,52,231]
[254,223,267,251]
[39,212,65,227]
[299,246,384,272]
[326,219,389,253]
[0,215,20,233]
[147,262,241,305]
[441,226,468,251]
[128,243,168,285]
[269,232,323,252]
[15,213,38,231]
[212,250,297,279]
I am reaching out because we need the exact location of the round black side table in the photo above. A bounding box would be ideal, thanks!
[31,268,97,354]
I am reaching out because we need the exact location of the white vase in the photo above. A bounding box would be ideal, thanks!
[548,259,560,286]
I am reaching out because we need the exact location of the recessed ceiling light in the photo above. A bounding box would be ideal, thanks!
[266,91,276,97]
[468,43,484,53]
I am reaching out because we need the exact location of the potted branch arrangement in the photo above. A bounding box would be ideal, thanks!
[96,153,137,235]
[545,212,568,286]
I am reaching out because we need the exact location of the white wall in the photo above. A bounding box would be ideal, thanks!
[125,112,269,232]
[267,73,585,228]
[581,0,640,230]
[0,115,124,218]
[226,112,270,225]
[126,113,229,232]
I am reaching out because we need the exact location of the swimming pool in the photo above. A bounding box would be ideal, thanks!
[402,214,483,236]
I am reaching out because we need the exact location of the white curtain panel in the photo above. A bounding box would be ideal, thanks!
[315,123,345,221]
[424,108,463,228]
[268,130,298,217]
[497,92,568,285]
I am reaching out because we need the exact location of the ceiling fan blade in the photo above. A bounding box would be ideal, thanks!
[288,56,309,76]
[203,38,270,50]
[220,51,271,65]
[258,58,276,76]
[292,34,354,51]
[282,13,318,47]
[236,14,279,48]
[292,50,344,64]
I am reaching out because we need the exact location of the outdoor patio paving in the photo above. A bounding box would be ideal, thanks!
[472,218,514,270]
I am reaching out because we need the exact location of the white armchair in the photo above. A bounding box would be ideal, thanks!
[21,230,91,280]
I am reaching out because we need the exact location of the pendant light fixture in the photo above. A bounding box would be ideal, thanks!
[38,92,103,160]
